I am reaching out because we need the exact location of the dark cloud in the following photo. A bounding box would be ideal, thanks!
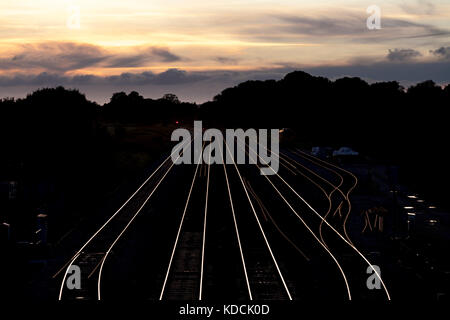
[269,13,450,42]
[0,42,182,72]
[2,60,450,103]
[105,47,181,68]
[387,49,422,61]
[153,68,206,84]
[104,71,156,85]
[399,0,436,15]
[0,68,207,87]
[215,57,239,65]
[0,42,109,72]
[276,15,365,36]
[430,47,450,60]
[105,55,150,68]
[0,68,296,102]
[101,69,205,85]
[151,48,182,62]
[302,61,450,84]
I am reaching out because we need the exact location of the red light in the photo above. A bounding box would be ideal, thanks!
[175,121,179,124]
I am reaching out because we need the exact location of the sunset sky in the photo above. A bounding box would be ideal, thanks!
[1,0,450,102]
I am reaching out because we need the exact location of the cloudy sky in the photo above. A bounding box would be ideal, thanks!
[1,0,450,103]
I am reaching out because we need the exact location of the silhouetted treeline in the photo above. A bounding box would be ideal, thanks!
[0,86,194,242]
[202,71,450,205]
[1,87,99,178]
[204,71,449,143]
[0,87,196,178]
[103,91,197,123]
